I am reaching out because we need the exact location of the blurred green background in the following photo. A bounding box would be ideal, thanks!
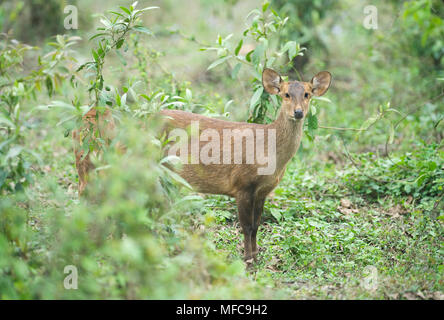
[0,0,443,299]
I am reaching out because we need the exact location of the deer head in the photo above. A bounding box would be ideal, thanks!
[262,68,332,120]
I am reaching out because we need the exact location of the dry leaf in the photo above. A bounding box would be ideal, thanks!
[340,198,352,208]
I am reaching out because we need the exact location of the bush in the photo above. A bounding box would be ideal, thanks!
[343,142,444,202]
[0,117,277,299]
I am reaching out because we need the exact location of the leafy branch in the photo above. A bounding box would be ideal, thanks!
[0,34,80,192]
[77,1,158,109]
[201,1,305,124]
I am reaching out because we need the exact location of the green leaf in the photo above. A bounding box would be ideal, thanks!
[185,88,193,101]
[100,18,112,29]
[6,146,23,161]
[120,6,131,15]
[235,39,243,56]
[359,115,378,131]
[231,63,241,79]
[288,42,298,61]
[115,49,127,66]
[281,41,302,61]
[139,6,160,13]
[56,35,64,45]
[0,114,15,128]
[223,33,233,43]
[161,165,192,189]
[312,96,332,103]
[133,25,153,35]
[76,62,92,72]
[249,87,263,110]
[45,76,53,97]
[308,113,318,131]
[426,161,437,171]
[310,105,317,116]
[116,38,124,49]
[388,122,395,144]
[98,75,104,90]
[115,89,121,106]
[48,101,76,110]
[246,9,261,20]
[109,11,124,17]
[245,49,254,62]
[270,208,282,223]
[92,49,99,62]
[207,56,231,70]
[252,43,265,64]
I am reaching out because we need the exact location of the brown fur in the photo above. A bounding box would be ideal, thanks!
[72,68,331,264]
[73,108,117,195]
[160,68,332,263]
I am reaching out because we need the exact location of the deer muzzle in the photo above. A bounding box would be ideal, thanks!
[294,109,304,119]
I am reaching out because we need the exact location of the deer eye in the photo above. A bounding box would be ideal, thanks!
[285,93,290,98]
[304,92,309,99]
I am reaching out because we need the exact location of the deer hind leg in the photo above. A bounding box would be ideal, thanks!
[73,130,95,196]
[236,192,255,263]
[251,197,265,261]
[75,151,94,196]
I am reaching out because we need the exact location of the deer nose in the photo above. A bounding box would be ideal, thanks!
[294,109,303,119]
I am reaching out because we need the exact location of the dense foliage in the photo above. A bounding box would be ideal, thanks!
[0,0,442,299]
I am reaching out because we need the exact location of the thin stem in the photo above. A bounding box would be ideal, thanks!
[318,125,365,131]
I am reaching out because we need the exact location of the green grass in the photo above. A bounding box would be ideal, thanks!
[17,117,441,299]
[1,0,443,300]
[198,155,443,299]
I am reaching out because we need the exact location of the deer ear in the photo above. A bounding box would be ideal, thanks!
[262,68,282,95]
[311,71,332,96]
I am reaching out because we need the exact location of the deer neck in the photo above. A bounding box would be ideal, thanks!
[268,108,304,170]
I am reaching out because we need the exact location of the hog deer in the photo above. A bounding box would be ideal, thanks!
[161,68,332,263]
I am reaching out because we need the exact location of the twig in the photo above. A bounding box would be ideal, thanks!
[393,90,444,129]
[384,90,444,166]
[340,137,388,183]
[433,191,444,211]
[319,125,364,131]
